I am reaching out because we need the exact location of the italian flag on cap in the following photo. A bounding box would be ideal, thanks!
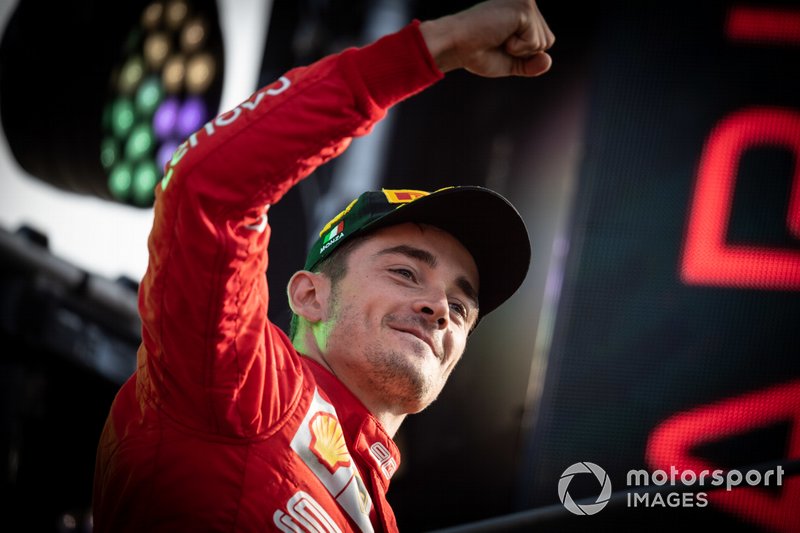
[323,221,344,243]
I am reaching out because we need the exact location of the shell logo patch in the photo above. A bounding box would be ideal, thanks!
[309,412,352,473]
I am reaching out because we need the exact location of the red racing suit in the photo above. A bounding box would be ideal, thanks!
[93,22,442,532]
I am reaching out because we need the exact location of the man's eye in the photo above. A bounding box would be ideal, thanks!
[391,268,416,281]
[450,302,467,318]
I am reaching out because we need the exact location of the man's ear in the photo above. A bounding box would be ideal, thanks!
[287,270,331,323]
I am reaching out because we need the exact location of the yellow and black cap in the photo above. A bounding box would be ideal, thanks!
[304,187,531,319]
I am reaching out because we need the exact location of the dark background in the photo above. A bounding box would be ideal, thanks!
[1,0,798,531]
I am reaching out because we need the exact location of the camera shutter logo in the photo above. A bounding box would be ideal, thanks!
[558,462,613,515]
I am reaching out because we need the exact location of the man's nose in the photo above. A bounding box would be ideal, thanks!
[413,290,448,329]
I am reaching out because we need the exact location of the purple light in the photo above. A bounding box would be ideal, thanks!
[157,139,181,171]
[153,97,180,139]
[177,96,207,138]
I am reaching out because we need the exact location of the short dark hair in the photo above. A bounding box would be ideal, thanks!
[288,232,372,342]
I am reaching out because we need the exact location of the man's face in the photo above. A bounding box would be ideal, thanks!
[320,223,480,415]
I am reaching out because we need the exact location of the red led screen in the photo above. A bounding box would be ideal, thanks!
[518,2,800,531]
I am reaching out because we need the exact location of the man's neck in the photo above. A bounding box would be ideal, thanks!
[295,347,407,438]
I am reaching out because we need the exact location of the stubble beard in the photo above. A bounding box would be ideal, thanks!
[364,338,436,413]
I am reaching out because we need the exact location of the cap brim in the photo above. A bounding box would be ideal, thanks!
[359,186,531,319]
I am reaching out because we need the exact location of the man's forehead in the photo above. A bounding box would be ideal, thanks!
[369,223,473,258]
[363,224,480,285]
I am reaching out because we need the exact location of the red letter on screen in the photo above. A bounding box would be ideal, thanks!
[681,107,800,289]
[646,380,800,533]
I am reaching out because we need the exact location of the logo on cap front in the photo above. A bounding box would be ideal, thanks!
[319,221,345,254]
[382,189,428,204]
[322,221,344,243]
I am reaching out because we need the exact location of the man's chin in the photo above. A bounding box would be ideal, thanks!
[394,370,442,414]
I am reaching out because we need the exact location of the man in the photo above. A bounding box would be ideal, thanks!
[93,0,554,531]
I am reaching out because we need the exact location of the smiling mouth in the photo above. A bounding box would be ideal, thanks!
[392,327,440,359]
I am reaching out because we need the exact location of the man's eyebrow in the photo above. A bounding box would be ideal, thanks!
[375,245,437,268]
[376,245,479,309]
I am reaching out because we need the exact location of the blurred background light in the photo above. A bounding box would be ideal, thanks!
[118,55,144,94]
[162,53,186,93]
[143,32,170,69]
[110,98,135,139]
[100,0,223,207]
[108,161,133,202]
[153,96,180,138]
[165,0,189,30]
[176,96,206,138]
[141,2,164,30]
[185,52,215,93]
[181,17,207,52]
[135,76,163,115]
[0,0,268,280]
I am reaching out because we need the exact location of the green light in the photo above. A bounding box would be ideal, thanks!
[125,123,154,160]
[132,160,159,205]
[111,98,135,138]
[136,76,163,115]
[100,137,119,169]
[108,162,133,201]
